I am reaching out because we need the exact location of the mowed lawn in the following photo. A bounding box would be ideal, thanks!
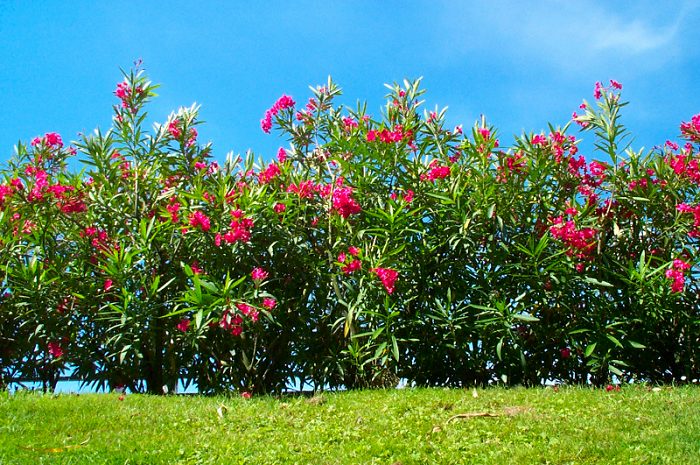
[1,385,699,464]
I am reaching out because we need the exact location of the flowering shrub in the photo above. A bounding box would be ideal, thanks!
[0,69,698,393]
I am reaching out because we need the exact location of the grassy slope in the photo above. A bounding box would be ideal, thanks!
[1,386,699,464]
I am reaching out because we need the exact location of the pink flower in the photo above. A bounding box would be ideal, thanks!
[188,211,211,232]
[237,302,259,322]
[273,203,286,214]
[48,341,64,358]
[241,391,252,399]
[104,279,114,292]
[262,297,277,310]
[403,190,414,203]
[258,162,281,184]
[251,267,269,282]
[261,95,296,133]
[44,132,63,148]
[610,79,623,90]
[532,134,547,146]
[168,119,182,138]
[186,128,198,147]
[372,267,398,294]
[342,259,362,275]
[680,114,700,143]
[560,348,571,359]
[422,164,450,182]
[166,201,181,223]
[194,161,208,171]
[348,246,360,256]
[332,187,361,218]
[594,81,603,100]
[666,258,690,293]
[277,147,287,163]
[115,81,130,100]
[261,112,273,133]
[190,261,203,275]
[177,318,190,332]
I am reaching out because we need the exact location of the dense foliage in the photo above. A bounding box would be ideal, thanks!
[1,68,698,394]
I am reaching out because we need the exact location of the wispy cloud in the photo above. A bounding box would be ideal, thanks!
[432,0,694,74]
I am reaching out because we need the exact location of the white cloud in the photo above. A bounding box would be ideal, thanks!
[432,0,694,74]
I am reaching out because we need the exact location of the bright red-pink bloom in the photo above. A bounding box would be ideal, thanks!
[332,187,361,218]
[261,94,296,133]
[166,200,181,223]
[666,259,690,293]
[177,318,190,332]
[422,163,450,182]
[262,297,277,310]
[188,211,211,232]
[343,259,362,275]
[168,119,182,138]
[237,302,259,323]
[680,114,700,143]
[251,267,269,282]
[372,267,398,294]
[48,341,64,358]
[258,162,281,184]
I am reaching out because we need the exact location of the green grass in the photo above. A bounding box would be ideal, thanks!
[1,386,699,464]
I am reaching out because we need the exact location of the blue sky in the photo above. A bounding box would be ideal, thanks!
[1,0,699,167]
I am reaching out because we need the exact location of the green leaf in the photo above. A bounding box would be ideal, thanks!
[606,334,623,348]
[584,343,597,357]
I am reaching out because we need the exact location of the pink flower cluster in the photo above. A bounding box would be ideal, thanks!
[219,308,244,336]
[342,116,358,131]
[594,80,622,100]
[30,132,63,149]
[549,216,597,270]
[237,302,259,323]
[168,118,198,147]
[366,125,413,145]
[25,166,49,202]
[538,131,578,164]
[680,114,700,143]
[421,160,450,182]
[496,152,527,182]
[372,267,398,294]
[251,267,269,282]
[667,151,700,184]
[261,95,296,133]
[287,180,324,199]
[48,341,64,358]
[0,179,22,208]
[332,186,361,218]
[188,210,211,232]
[390,189,414,204]
[666,259,691,293]
[114,80,142,110]
[177,318,190,332]
[258,162,281,184]
[166,199,181,223]
[677,203,700,237]
[215,209,254,245]
[338,246,361,274]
